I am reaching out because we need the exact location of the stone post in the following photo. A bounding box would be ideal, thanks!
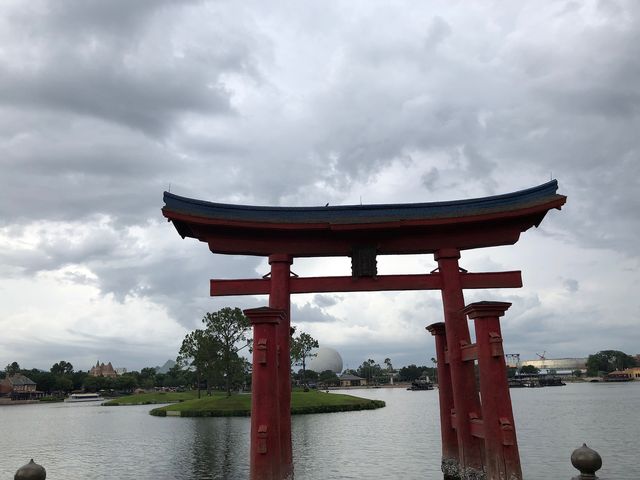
[14,459,46,480]
[571,444,602,480]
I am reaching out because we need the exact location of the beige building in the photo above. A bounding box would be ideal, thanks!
[622,367,640,380]
[520,358,587,372]
[338,373,367,387]
[89,361,118,378]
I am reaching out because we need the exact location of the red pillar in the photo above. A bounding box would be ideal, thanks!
[426,322,460,480]
[435,248,485,479]
[244,307,284,480]
[462,301,522,480]
[268,254,293,479]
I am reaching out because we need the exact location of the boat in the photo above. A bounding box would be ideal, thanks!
[603,372,633,382]
[508,374,565,388]
[64,393,105,403]
[539,375,566,387]
[407,379,434,391]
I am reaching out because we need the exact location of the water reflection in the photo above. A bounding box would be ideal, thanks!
[187,417,249,479]
[1,383,639,479]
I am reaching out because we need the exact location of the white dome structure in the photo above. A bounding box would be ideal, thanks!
[308,347,343,373]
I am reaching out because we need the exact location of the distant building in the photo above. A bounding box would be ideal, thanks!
[0,374,44,401]
[115,368,128,376]
[309,348,343,374]
[89,361,117,378]
[338,373,367,387]
[622,367,640,380]
[154,359,177,374]
[520,357,587,374]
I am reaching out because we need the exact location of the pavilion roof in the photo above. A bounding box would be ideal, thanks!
[164,180,563,227]
[5,374,36,386]
[161,180,566,256]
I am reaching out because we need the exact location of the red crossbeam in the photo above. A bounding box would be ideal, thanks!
[210,271,522,296]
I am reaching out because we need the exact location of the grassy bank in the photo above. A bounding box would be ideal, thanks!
[148,390,385,417]
[102,391,200,406]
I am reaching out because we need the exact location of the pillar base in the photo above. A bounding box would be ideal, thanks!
[442,457,461,480]
[460,466,486,480]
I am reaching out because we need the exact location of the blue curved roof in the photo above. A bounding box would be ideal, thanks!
[163,180,564,225]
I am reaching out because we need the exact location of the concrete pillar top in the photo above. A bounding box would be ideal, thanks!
[434,248,461,261]
[244,306,286,324]
[268,253,293,264]
[461,301,511,319]
[426,322,446,336]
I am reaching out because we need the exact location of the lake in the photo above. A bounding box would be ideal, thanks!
[1,382,638,479]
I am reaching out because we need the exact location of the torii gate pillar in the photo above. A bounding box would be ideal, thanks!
[245,307,285,480]
[426,322,459,479]
[268,254,294,479]
[463,301,522,480]
[436,248,485,478]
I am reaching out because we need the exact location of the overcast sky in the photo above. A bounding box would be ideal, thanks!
[1,0,639,373]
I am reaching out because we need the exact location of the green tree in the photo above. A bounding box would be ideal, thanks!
[23,369,55,394]
[398,364,425,382]
[72,371,88,390]
[163,363,192,389]
[290,331,319,385]
[384,358,393,371]
[358,359,382,384]
[318,369,339,387]
[298,369,319,382]
[177,329,220,398]
[139,367,158,389]
[83,375,113,392]
[114,374,138,392]
[50,361,74,376]
[587,350,637,376]
[202,307,251,396]
[5,362,21,375]
[53,375,73,393]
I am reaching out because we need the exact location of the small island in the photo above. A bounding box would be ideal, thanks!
[103,390,385,417]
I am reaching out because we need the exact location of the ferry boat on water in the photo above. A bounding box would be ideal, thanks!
[407,379,434,391]
[64,393,105,403]
[603,372,633,382]
[508,373,566,388]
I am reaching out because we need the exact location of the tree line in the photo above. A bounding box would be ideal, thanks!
[7,305,519,396]
[1,360,193,395]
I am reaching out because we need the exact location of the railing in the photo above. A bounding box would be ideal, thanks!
[13,444,607,479]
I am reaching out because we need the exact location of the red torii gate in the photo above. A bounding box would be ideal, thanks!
[162,181,566,480]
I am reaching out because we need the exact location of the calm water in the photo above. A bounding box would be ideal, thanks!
[1,382,639,479]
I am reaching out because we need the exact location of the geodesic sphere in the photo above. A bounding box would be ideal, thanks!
[308,347,343,373]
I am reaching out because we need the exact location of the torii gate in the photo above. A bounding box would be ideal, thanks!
[162,180,566,480]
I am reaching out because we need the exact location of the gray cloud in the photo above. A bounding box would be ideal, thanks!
[1,1,639,371]
[313,294,342,308]
[563,278,579,293]
[292,303,339,324]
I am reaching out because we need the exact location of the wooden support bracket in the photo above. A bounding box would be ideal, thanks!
[257,424,268,454]
[256,338,267,364]
[469,412,485,439]
[489,331,504,357]
[500,417,516,446]
[460,342,478,362]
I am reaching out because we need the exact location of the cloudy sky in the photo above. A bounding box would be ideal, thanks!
[1,0,638,373]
